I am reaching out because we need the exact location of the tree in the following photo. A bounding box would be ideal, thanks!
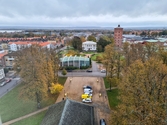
[71,36,82,51]
[96,55,103,63]
[66,50,79,56]
[97,37,111,52]
[3,68,9,75]
[80,36,86,42]
[49,83,63,94]
[112,58,167,124]
[87,35,96,42]
[14,45,60,108]
[103,43,120,90]
[62,68,67,76]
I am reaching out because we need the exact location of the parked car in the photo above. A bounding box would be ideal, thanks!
[100,119,106,125]
[101,69,106,73]
[82,98,92,103]
[6,78,12,83]
[81,94,92,99]
[84,89,93,93]
[83,85,92,90]
[0,81,7,87]
[67,70,73,72]
[86,69,92,72]
[84,92,92,96]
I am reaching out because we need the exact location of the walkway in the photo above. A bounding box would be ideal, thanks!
[3,106,49,125]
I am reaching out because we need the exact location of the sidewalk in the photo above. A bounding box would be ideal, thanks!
[106,87,118,91]
[3,106,49,125]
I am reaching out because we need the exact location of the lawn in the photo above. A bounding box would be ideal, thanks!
[107,89,119,110]
[91,53,103,61]
[0,77,67,123]
[11,111,46,125]
[58,77,67,85]
[103,77,117,88]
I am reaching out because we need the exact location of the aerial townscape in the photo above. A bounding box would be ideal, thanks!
[0,1,167,125]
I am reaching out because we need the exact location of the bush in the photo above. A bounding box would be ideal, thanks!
[80,66,89,69]
[96,55,103,63]
[61,69,67,76]
[64,66,78,70]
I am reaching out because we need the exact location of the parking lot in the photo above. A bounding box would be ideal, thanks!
[56,77,111,124]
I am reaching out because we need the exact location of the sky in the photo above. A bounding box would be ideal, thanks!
[0,0,167,27]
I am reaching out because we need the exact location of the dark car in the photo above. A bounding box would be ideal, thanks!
[86,69,92,72]
[83,85,92,90]
[67,70,73,72]
[100,119,106,125]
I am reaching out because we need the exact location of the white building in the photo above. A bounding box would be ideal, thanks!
[8,42,54,51]
[82,41,97,51]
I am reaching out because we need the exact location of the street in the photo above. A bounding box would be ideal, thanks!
[0,78,20,98]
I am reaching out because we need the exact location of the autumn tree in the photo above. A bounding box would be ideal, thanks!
[112,58,167,124]
[49,83,63,94]
[87,35,96,42]
[66,50,79,56]
[14,45,60,108]
[122,42,159,68]
[80,36,86,42]
[103,43,122,90]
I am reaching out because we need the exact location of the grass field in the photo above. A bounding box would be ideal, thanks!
[0,77,67,123]
[11,111,46,125]
[103,77,117,88]
[107,89,119,110]
[91,53,103,61]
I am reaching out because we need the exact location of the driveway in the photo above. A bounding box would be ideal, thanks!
[56,77,111,125]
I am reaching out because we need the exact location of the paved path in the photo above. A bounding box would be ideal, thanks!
[3,106,49,125]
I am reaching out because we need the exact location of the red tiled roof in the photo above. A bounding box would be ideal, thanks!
[0,53,7,59]
[8,41,50,47]
[39,42,50,47]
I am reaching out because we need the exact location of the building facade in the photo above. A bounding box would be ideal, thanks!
[114,25,123,47]
[3,52,17,69]
[82,41,97,51]
[60,56,90,68]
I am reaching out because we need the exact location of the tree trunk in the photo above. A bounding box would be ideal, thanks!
[36,92,41,109]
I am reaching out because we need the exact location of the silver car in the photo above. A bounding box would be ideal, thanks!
[82,98,92,103]
[0,81,7,87]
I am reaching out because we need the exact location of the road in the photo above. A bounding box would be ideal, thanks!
[0,61,105,98]
[0,78,20,98]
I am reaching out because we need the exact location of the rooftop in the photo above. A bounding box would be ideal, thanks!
[41,99,95,125]
[83,41,96,44]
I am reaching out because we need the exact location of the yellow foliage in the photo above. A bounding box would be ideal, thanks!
[49,83,63,94]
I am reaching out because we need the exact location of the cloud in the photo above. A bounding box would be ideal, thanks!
[0,0,167,26]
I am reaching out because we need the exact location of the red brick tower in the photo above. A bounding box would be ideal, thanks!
[114,25,123,47]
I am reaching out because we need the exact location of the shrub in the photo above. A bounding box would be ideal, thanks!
[80,66,89,69]
[61,68,67,76]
